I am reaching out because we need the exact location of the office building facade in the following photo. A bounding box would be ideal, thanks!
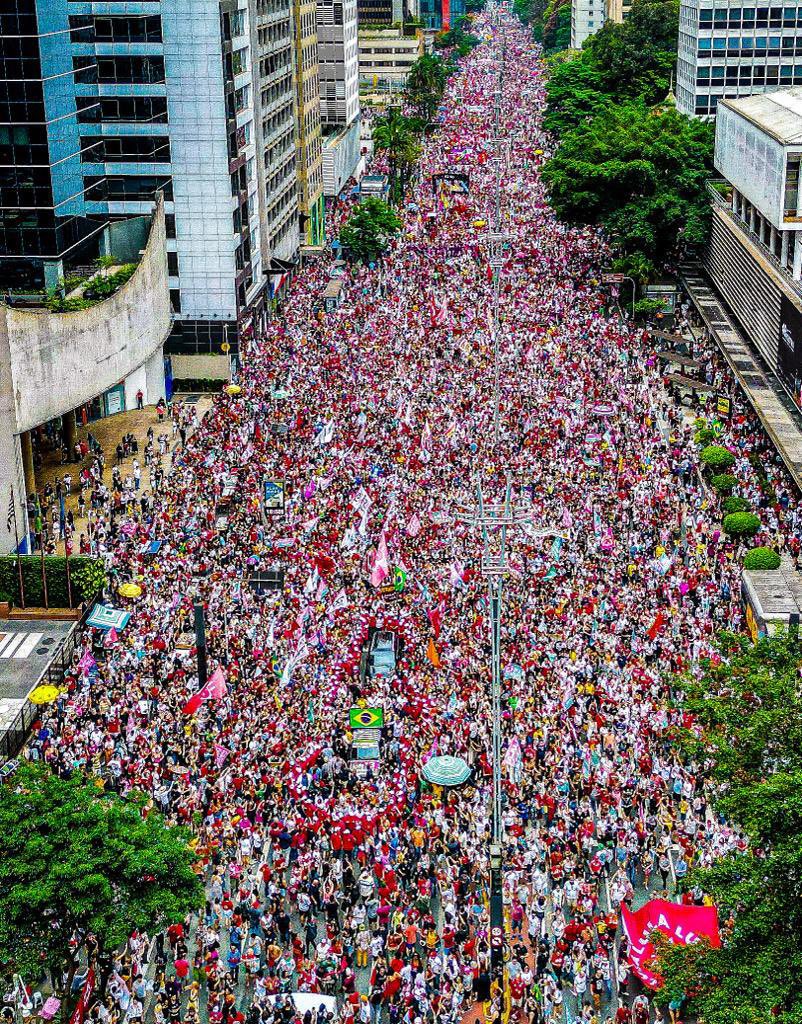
[604,0,632,24]
[677,0,802,117]
[1,0,309,359]
[358,27,423,90]
[292,0,325,245]
[251,0,302,274]
[0,2,111,293]
[571,0,604,47]
[705,90,802,403]
[317,0,363,196]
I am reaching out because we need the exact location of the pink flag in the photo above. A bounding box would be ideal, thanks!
[78,650,96,674]
[214,743,231,767]
[207,667,227,698]
[421,421,433,451]
[370,531,390,588]
[182,667,228,716]
[449,560,465,588]
[103,628,118,648]
[406,513,421,537]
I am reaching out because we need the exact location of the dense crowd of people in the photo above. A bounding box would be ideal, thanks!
[20,7,796,1024]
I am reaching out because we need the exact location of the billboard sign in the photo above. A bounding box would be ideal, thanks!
[262,478,286,515]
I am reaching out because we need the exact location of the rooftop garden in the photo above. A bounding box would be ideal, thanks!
[44,255,139,313]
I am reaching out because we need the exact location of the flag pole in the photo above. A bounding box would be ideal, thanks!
[9,486,25,610]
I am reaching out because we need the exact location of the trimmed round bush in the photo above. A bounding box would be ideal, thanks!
[695,427,716,447]
[711,473,738,495]
[700,445,736,473]
[722,495,751,515]
[723,511,761,539]
[743,547,781,570]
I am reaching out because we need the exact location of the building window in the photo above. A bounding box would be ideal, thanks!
[84,175,174,202]
[80,135,171,163]
[95,56,166,85]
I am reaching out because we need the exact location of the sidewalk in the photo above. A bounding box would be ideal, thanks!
[34,394,214,555]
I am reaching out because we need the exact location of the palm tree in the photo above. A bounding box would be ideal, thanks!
[372,108,421,202]
[406,54,448,121]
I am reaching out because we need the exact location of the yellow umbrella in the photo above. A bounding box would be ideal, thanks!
[225,383,242,396]
[118,582,142,599]
[473,219,487,228]
[29,684,60,705]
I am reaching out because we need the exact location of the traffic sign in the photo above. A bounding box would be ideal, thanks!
[602,273,625,284]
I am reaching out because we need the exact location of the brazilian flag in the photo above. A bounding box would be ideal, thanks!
[348,706,384,729]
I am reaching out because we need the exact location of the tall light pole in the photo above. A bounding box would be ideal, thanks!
[457,476,565,1024]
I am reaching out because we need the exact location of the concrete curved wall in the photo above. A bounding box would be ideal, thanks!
[0,196,171,434]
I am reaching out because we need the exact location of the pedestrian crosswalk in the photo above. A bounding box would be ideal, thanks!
[0,632,44,660]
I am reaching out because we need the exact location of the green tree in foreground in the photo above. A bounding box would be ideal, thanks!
[654,632,802,1024]
[541,101,713,265]
[340,198,402,263]
[0,764,203,999]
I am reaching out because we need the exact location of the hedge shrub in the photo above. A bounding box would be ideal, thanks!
[0,556,105,608]
[695,427,716,447]
[743,547,781,570]
[700,445,735,473]
[722,495,751,515]
[722,512,761,539]
[711,473,738,495]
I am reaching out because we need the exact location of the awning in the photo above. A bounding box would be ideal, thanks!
[269,256,297,273]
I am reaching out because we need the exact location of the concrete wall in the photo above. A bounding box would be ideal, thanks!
[171,353,230,380]
[0,198,171,435]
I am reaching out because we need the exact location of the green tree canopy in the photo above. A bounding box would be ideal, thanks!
[340,197,402,263]
[0,764,203,998]
[582,0,679,98]
[541,101,713,264]
[406,54,449,122]
[543,0,679,135]
[654,632,802,1024]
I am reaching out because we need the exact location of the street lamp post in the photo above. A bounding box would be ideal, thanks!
[193,598,208,690]
[457,477,565,1024]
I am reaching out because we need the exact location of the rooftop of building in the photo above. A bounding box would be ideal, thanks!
[720,88,802,146]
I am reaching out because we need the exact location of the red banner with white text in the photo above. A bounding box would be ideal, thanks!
[621,899,720,988]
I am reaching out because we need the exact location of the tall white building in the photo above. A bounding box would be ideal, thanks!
[704,89,802,403]
[570,0,604,49]
[251,0,302,271]
[317,0,362,197]
[677,0,802,118]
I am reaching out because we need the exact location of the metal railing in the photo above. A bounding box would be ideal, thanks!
[0,600,95,765]
[706,180,802,300]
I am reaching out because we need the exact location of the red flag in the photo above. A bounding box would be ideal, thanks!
[427,607,442,639]
[647,610,667,640]
[621,898,720,989]
[182,667,228,716]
